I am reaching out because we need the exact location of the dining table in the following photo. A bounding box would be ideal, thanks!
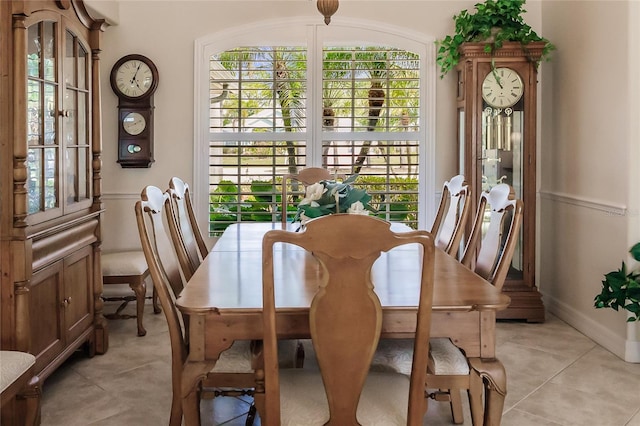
[176,221,511,425]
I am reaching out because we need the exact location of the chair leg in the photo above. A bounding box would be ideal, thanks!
[449,388,464,424]
[245,402,257,426]
[129,279,147,336]
[169,388,183,426]
[152,285,162,314]
[295,340,305,368]
[468,370,484,426]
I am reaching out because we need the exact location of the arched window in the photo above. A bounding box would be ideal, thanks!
[194,20,435,235]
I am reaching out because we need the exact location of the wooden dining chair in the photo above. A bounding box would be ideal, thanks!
[166,177,209,280]
[372,183,523,425]
[461,183,524,291]
[261,214,435,425]
[0,351,40,426]
[431,174,472,256]
[135,185,260,426]
[281,167,333,224]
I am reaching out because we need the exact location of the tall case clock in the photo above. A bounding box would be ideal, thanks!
[456,42,545,322]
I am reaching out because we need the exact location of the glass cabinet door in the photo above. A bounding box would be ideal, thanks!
[63,29,91,209]
[480,103,524,279]
[27,20,58,215]
[26,19,92,219]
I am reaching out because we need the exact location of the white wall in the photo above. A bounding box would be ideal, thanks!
[540,1,639,361]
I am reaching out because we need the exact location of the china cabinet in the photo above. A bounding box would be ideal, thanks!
[0,0,108,392]
[456,42,545,322]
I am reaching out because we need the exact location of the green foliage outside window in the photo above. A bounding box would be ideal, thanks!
[209,175,418,236]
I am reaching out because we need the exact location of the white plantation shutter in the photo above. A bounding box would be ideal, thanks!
[207,44,422,235]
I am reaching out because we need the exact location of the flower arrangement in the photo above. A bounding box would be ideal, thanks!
[292,174,376,224]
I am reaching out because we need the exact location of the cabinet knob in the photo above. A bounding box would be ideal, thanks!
[59,110,71,118]
[61,297,72,307]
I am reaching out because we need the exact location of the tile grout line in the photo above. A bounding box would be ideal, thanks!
[504,344,597,422]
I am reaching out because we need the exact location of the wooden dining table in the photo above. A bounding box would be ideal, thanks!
[176,222,511,425]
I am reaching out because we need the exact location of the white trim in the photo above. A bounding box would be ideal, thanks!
[102,192,140,200]
[626,317,640,363]
[539,190,627,216]
[544,292,626,360]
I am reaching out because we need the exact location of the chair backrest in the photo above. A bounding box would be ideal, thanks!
[460,183,524,291]
[281,167,333,224]
[167,177,208,279]
[262,214,435,425]
[430,175,471,256]
[135,186,188,379]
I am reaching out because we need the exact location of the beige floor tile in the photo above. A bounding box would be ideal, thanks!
[513,382,635,425]
[627,409,640,426]
[497,340,574,410]
[40,309,639,426]
[501,407,565,425]
[498,315,597,359]
[41,362,132,425]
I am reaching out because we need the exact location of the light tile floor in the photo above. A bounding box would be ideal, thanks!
[41,301,640,425]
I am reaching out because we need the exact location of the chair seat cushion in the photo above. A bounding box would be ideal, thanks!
[212,340,253,374]
[212,340,301,374]
[279,369,410,425]
[0,351,36,393]
[429,337,469,375]
[371,337,469,376]
[102,251,148,276]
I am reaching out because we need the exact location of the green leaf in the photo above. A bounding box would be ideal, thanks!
[630,242,640,262]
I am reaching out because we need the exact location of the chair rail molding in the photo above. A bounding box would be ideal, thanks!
[102,192,140,200]
[539,190,626,216]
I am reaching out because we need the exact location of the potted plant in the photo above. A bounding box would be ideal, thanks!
[594,243,640,322]
[436,0,555,78]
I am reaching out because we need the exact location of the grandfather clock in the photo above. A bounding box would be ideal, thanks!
[457,42,545,322]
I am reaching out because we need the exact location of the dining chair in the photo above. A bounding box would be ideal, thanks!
[135,185,263,426]
[261,214,435,425]
[166,177,209,280]
[0,351,40,426]
[281,167,333,224]
[461,183,523,291]
[372,183,523,425]
[431,174,471,257]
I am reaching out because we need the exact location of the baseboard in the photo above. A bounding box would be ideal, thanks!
[539,190,626,216]
[626,339,640,363]
[543,292,627,360]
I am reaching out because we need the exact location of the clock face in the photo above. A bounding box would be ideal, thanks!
[481,68,524,108]
[122,112,146,135]
[114,59,155,98]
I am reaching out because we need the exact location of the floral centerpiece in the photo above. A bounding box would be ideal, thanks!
[292,174,376,224]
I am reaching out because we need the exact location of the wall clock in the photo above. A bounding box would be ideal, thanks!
[110,54,159,168]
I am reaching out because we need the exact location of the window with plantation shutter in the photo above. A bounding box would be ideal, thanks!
[200,24,433,236]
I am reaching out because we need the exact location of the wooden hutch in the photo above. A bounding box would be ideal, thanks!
[0,0,108,392]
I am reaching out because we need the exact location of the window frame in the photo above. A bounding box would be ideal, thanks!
[194,18,436,239]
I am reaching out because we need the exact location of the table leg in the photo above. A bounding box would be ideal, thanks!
[469,358,507,426]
